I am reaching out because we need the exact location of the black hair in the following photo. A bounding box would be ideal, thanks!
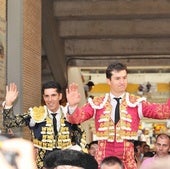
[83,152,98,169]
[86,81,94,87]
[86,140,98,149]
[133,140,146,148]
[43,149,98,169]
[106,62,127,79]
[41,81,62,95]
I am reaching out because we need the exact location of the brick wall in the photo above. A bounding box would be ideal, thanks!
[22,0,41,139]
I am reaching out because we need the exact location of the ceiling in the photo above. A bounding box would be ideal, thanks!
[42,0,170,86]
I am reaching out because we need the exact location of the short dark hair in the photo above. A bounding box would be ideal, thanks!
[87,140,98,149]
[86,81,94,87]
[42,81,62,94]
[83,152,98,169]
[43,149,98,169]
[106,62,127,79]
[100,156,123,169]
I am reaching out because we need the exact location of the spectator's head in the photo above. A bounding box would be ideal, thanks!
[154,133,170,158]
[134,140,146,156]
[83,152,98,169]
[0,135,37,169]
[100,156,124,169]
[86,81,94,88]
[87,140,98,157]
[43,149,98,169]
[143,144,150,153]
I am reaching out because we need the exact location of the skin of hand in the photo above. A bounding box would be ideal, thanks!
[66,83,81,107]
[0,138,37,169]
[5,83,19,107]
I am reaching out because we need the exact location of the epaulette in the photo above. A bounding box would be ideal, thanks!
[88,93,109,109]
[126,93,146,107]
[29,106,47,123]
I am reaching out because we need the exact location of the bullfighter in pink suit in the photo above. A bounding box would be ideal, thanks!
[66,62,170,169]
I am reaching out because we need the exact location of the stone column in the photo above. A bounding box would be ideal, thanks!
[7,0,41,139]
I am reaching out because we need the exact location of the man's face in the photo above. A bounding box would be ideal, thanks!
[143,145,150,153]
[107,70,127,96]
[101,163,122,169]
[56,166,83,169]
[43,88,62,112]
[155,136,170,158]
[88,143,98,156]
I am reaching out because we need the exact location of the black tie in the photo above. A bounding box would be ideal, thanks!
[114,98,121,124]
[51,114,58,135]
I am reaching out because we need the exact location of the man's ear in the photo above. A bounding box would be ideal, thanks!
[59,93,62,100]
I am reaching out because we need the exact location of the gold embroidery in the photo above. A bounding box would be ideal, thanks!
[30,106,47,122]
[95,93,141,141]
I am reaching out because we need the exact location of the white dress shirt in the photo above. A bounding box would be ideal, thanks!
[110,93,125,122]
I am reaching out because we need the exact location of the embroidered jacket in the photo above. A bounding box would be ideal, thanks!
[3,105,86,150]
[67,92,170,142]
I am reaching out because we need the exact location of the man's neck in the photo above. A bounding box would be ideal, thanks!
[110,92,125,98]
[48,107,60,114]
